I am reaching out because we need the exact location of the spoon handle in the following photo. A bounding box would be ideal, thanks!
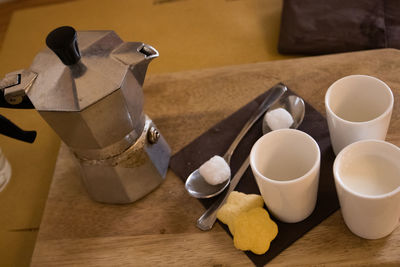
[197,156,250,231]
[223,83,287,163]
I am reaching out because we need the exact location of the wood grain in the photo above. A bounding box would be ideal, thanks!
[31,49,400,266]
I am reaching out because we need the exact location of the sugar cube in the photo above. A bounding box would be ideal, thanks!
[265,108,294,130]
[199,155,231,185]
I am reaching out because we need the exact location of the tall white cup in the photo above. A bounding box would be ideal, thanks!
[250,129,320,223]
[333,140,400,239]
[325,75,393,155]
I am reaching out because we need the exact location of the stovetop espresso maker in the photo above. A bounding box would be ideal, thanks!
[0,26,170,204]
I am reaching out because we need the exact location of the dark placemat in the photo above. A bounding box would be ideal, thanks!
[169,86,339,266]
[278,0,400,55]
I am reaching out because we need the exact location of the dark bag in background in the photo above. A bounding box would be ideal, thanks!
[278,0,400,55]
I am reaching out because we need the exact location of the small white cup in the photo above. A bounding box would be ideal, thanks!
[333,140,400,239]
[250,129,320,223]
[325,75,393,155]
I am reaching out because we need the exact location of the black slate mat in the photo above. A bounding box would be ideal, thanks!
[170,85,339,266]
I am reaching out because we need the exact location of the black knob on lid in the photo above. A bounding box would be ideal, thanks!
[46,26,81,66]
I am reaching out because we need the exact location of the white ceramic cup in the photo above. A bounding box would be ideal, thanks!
[325,75,393,155]
[250,129,320,223]
[333,139,400,239]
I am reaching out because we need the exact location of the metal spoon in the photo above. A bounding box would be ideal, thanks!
[196,94,305,230]
[185,83,287,199]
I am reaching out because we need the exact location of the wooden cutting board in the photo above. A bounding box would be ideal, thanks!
[31,49,400,266]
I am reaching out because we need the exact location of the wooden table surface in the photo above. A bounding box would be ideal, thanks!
[30,49,400,266]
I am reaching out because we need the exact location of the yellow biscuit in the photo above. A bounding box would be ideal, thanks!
[233,207,278,255]
[216,191,264,234]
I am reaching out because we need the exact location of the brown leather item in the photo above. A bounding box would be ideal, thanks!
[278,0,400,55]
[170,87,339,266]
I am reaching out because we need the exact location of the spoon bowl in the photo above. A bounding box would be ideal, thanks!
[185,169,229,198]
[262,95,305,133]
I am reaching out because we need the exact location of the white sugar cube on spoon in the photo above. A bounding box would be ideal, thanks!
[199,155,231,185]
[265,107,294,130]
